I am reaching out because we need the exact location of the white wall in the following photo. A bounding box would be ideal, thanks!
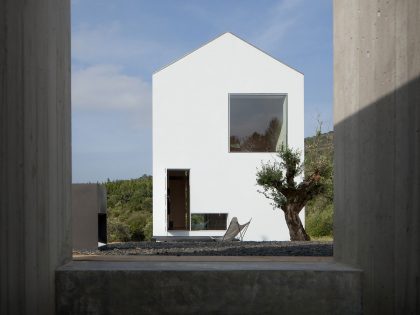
[153,33,304,241]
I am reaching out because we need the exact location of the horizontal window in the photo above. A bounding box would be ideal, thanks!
[191,213,228,230]
[229,94,287,152]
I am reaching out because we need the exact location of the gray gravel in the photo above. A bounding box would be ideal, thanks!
[74,241,333,256]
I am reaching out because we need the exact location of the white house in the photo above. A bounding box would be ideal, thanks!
[152,33,304,241]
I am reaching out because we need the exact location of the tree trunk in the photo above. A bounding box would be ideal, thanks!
[283,205,310,241]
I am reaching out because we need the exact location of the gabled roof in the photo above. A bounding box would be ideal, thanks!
[153,32,303,75]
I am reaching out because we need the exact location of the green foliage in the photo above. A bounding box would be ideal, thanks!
[306,201,333,237]
[191,214,205,226]
[107,217,131,242]
[256,133,333,241]
[104,175,153,242]
[256,144,331,211]
[127,211,153,241]
[304,131,334,238]
[256,145,303,209]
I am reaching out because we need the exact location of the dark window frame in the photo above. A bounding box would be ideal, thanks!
[228,93,288,153]
[190,213,229,231]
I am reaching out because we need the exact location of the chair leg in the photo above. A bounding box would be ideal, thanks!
[240,222,251,241]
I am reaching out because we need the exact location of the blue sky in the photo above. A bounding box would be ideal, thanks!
[71,0,332,183]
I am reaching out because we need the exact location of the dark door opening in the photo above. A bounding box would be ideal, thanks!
[98,213,107,244]
[167,169,190,230]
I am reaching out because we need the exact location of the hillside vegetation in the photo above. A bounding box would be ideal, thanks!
[105,175,153,242]
[104,132,334,242]
[304,131,334,239]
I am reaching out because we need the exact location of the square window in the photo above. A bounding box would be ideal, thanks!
[229,94,287,152]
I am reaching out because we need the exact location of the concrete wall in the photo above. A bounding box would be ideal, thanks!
[0,1,72,314]
[334,0,420,314]
[56,260,362,315]
[72,184,107,250]
[153,32,304,241]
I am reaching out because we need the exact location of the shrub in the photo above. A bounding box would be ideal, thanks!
[107,217,131,242]
[305,203,333,237]
[105,175,153,242]
[127,211,153,241]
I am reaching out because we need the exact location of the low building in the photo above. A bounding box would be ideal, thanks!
[72,183,107,249]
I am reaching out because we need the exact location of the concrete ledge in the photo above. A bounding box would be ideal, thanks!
[72,255,334,263]
[56,260,361,315]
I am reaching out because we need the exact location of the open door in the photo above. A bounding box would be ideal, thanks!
[167,169,190,230]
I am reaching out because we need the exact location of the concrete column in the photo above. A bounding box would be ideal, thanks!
[0,1,71,314]
[334,0,420,314]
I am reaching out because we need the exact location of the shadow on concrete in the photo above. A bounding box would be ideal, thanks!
[334,75,420,314]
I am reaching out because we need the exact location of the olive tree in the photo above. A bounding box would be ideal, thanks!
[256,144,331,241]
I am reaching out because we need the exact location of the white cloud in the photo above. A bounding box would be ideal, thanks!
[255,18,297,49]
[72,64,152,130]
[253,0,304,50]
[72,64,151,111]
[274,0,304,11]
[72,22,163,67]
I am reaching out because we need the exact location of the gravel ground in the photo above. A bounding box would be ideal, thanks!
[74,241,333,256]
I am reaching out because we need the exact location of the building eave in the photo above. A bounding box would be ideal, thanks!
[153,32,304,76]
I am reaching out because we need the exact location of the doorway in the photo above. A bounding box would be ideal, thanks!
[167,169,190,230]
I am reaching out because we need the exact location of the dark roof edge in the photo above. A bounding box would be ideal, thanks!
[153,32,304,76]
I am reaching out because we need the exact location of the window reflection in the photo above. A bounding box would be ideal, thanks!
[191,213,228,230]
[229,94,287,152]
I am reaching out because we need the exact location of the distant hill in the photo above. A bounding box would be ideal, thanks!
[305,130,333,160]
